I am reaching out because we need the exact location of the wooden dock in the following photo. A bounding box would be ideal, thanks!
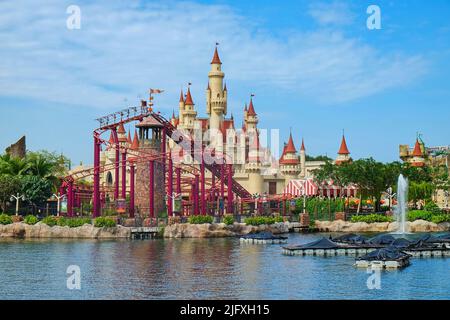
[130,227,161,239]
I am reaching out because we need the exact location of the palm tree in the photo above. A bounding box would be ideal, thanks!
[0,154,29,176]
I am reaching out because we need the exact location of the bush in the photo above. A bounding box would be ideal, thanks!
[407,210,433,222]
[223,215,234,225]
[94,217,117,228]
[350,214,393,223]
[244,216,282,226]
[57,217,91,228]
[0,213,13,225]
[41,216,58,227]
[188,215,213,224]
[24,215,39,225]
[424,202,441,214]
[431,214,450,224]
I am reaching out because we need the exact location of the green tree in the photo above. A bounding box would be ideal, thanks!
[0,175,22,212]
[20,175,52,211]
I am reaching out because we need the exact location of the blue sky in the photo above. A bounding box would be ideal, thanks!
[1,0,449,166]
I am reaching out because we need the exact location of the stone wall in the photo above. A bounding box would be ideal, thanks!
[315,220,450,233]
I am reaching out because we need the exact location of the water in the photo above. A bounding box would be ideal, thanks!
[395,174,409,234]
[0,233,449,300]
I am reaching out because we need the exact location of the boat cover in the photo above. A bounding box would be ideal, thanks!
[358,247,410,261]
[298,237,339,249]
[368,234,396,245]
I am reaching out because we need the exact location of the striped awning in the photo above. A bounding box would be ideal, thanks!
[284,179,357,197]
[283,179,318,196]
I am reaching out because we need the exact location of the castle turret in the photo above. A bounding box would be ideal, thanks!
[279,133,301,182]
[411,139,425,167]
[178,89,185,125]
[181,87,197,130]
[245,97,258,131]
[245,131,265,195]
[335,134,351,165]
[300,138,306,177]
[206,47,227,131]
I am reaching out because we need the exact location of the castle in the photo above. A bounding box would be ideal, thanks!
[97,47,352,204]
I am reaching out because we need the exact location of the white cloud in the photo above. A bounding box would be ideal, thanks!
[0,0,428,112]
[307,1,354,26]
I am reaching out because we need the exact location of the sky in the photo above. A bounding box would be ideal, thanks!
[1,0,450,166]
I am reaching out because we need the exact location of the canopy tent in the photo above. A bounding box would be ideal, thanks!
[283,178,357,198]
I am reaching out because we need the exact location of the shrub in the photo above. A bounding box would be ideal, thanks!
[244,216,281,226]
[188,215,213,224]
[24,215,39,225]
[407,210,433,222]
[41,216,58,227]
[94,217,117,228]
[424,202,441,214]
[0,213,13,225]
[58,217,92,228]
[431,214,450,224]
[223,215,234,225]
[350,214,393,223]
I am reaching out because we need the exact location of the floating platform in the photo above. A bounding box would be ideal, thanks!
[355,259,410,269]
[130,227,161,239]
[354,247,411,269]
[240,231,288,244]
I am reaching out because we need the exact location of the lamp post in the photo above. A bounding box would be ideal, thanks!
[386,187,396,212]
[52,193,65,217]
[10,193,25,216]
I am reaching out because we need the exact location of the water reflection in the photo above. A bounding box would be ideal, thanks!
[0,234,449,300]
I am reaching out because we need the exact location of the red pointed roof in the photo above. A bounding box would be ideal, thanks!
[412,139,423,157]
[224,82,227,91]
[300,138,305,151]
[127,131,132,144]
[117,122,126,134]
[338,135,350,155]
[211,47,222,64]
[179,89,184,103]
[285,133,297,154]
[185,87,194,105]
[244,103,247,112]
[108,131,114,144]
[131,130,139,151]
[247,98,256,116]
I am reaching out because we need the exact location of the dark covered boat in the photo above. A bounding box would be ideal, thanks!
[355,246,411,269]
[240,231,288,244]
[368,234,396,245]
[332,233,367,244]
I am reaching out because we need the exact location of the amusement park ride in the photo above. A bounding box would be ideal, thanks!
[60,90,258,221]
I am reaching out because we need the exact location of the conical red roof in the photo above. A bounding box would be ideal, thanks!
[211,47,222,64]
[131,130,139,150]
[179,89,184,103]
[247,98,256,116]
[338,135,350,155]
[108,131,114,144]
[185,87,194,105]
[412,139,423,157]
[127,131,132,144]
[285,133,297,154]
[117,122,126,134]
[300,138,305,151]
[244,103,247,112]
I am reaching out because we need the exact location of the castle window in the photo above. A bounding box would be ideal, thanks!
[106,172,113,185]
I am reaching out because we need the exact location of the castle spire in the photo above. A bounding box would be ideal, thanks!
[338,135,350,155]
[300,138,305,152]
[412,138,423,157]
[247,97,256,116]
[179,89,184,102]
[285,132,297,154]
[131,130,139,150]
[185,87,194,105]
[211,46,222,64]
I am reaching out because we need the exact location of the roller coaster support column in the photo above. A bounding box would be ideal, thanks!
[93,134,101,217]
[220,163,225,215]
[161,127,166,191]
[67,180,73,217]
[211,173,215,202]
[129,163,135,218]
[149,160,155,219]
[200,157,206,215]
[227,164,233,214]
[176,167,181,195]
[194,174,200,215]
[121,149,127,199]
[112,128,120,200]
[167,152,173,217]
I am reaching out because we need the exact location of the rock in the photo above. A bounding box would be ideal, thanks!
[314,220,450,233]
[0,222,131,239]
[163,222,289,238]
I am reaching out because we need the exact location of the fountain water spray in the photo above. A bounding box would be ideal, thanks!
[395,174,408,234]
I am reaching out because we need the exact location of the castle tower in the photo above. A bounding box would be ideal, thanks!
[279,133,301,182]
[206,47,227,131]
[178,89,185,125]
[300,138,306,177]
[410,139,425,167]
[335,134,351,165]
[245,131,264,195]
[245,97,258,131]
[181,87,197,130]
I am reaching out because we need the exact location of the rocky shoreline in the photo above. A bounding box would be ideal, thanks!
[1,220,449,239]
[315,220,450,233]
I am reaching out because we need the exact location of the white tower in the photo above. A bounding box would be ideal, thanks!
[206,47,227,131]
